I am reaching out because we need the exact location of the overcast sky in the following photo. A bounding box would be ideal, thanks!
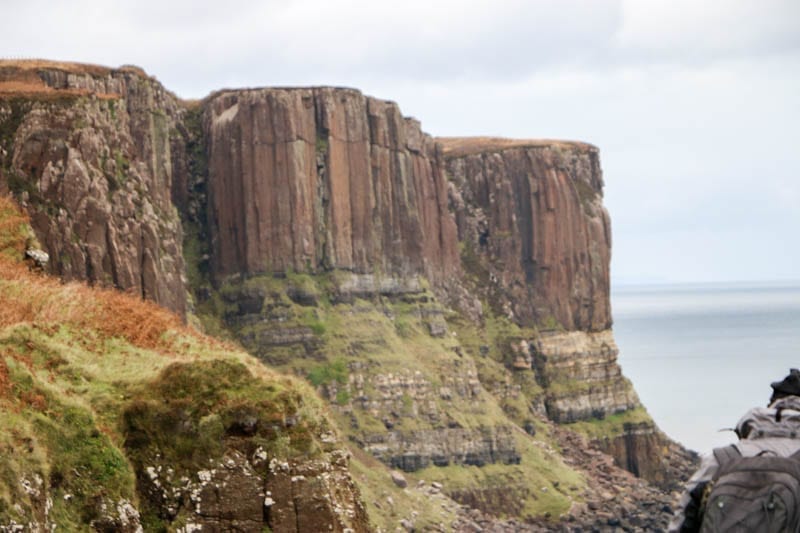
[2,0,799,284]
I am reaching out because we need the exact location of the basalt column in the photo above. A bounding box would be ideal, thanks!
[204,87,459,285]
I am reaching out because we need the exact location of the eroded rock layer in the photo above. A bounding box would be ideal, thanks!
[533,330,639,423]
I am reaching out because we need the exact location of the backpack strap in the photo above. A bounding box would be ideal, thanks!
[712,444,741,473]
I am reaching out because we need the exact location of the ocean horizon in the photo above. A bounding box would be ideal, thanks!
[612,280,800,455]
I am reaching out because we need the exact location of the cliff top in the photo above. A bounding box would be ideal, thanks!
[0,59,146,99]
[437,136,597,158]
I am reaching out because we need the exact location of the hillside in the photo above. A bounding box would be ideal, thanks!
[0,60,696,531]
[0,195,369,531]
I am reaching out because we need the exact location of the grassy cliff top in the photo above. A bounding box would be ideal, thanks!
[0,60,147,100]
[437,136,597,158]
[0,59,146,78]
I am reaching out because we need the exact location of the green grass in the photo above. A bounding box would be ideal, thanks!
[197,270,590,525]
[0,347,137,530]
[308,358,348,387]
[566,406,653,441]
[417,430,585,521]
[0,309,336,529]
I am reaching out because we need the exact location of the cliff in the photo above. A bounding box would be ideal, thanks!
[0,196,368,532]
[0,61,187,315]
[441,137,610,331]
[0,60,695,531]
[205,87,459,284]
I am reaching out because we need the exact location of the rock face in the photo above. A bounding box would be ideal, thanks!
[363,426,521,472]
[533,330,640,423]
[0,60,692,529]
[205,88,459,285]
[441,137,611,331]
[0,62,186,315]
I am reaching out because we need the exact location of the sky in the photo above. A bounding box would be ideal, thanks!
[2,0,799,284]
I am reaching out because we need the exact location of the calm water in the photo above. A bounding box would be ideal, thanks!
[612,281,800,455]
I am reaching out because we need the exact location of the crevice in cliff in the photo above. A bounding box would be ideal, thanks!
[177,104,213,313]
[515,162,536,285]
[105,221,120,290]
[313,94,332,271]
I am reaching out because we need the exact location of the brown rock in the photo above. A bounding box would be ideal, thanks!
[0,61,187,315]
[391,470,408,488]
[205,87,459,286]
[440,137,611,331]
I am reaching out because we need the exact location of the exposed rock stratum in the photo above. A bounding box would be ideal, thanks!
[0,60,695,532]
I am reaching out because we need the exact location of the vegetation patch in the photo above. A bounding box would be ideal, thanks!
[308,358,348,387]
[566,406,652,441]
[123,359,321,473]
[417,432,585,521]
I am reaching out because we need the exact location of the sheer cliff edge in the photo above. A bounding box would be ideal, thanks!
[0,60,694,530]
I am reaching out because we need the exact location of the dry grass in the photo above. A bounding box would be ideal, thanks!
[0,195,186,350]
[0,199,29,257]
[0,259,185,350]
[0,60,126,100]
[0,59,112,77]
[436,136,597,158]
[0,358,8,397]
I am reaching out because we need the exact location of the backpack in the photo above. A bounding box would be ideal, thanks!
[700,445,800,532]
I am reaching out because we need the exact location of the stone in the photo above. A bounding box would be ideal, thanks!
[391,470,408,489]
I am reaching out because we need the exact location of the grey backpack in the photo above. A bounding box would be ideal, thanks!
[700,445,800,532]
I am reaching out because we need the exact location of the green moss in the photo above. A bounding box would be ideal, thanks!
[308,358,348,387]
[566,406,653,441]
[335,389,351,405]
[538,314,564,332]
[315,136,328,155]
[0,100,30,153]
[574,179,598,213]
[7,169,43,204]
[0,351,136,529]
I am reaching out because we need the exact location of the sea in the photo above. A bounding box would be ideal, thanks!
[612,281,800,457]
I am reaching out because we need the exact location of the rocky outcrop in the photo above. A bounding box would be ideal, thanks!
[593,422,698,492]
[0,60,692,528]
[532,330,640,423]
[205,88,459,285]
[440,138,678,486]
[123,359,370,533]
[0,61,186,315]
[441,137,610,331]
[363,426,520,472]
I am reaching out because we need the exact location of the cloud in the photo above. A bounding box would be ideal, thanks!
[1,0,798,283]
[616,0,800,62]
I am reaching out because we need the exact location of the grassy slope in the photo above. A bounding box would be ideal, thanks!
[0,196,336,530]
[197,270,590,527]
